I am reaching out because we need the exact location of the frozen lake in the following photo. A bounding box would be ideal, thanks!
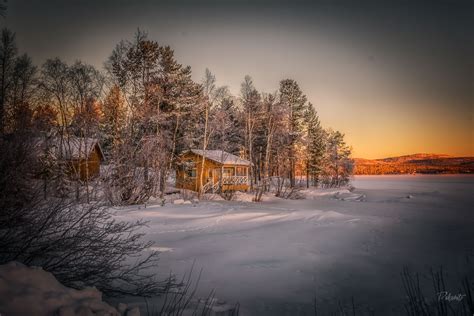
[117,175,474,315]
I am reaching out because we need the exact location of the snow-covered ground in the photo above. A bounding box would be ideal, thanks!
[115,175,474,315]
[0,262,138,316]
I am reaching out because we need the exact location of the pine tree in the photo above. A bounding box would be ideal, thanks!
[100,85,127,157]
[279,79,307,187]
[158,45,203,161]
[304,102,326,187]
[210,96,243,155]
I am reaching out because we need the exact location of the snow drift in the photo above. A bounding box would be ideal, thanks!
[0,262,139,316]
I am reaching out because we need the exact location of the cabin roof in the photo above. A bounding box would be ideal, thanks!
[186,149,251,166]
[34,136,105,161]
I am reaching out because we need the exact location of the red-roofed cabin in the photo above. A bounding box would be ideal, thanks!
[176,149,251,192]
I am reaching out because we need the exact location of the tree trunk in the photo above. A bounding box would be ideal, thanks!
[198,103,209,198]
[306,160,309,188]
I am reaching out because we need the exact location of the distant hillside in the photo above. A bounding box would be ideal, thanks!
[354,154,474,175]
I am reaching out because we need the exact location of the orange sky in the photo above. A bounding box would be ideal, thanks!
[327,101,473,159]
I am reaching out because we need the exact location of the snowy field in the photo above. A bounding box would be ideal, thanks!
[115,175,474,315]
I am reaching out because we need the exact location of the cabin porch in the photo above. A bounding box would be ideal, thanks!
[177,165,250,192]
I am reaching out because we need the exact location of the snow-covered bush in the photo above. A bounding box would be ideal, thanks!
[220,189,236,201]
[0,136,174,297]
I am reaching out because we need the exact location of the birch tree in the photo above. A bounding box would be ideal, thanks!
[197,69,216,196]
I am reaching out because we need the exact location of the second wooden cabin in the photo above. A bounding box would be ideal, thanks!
[34,136,105,181]
[176,149,251,192]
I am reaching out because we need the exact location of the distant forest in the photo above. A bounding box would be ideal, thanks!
[354,155,474,175]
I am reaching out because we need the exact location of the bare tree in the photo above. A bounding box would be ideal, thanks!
[0,136,175,297]
[240,75,261,189]
[196,69,233,197]
[254,93,280,201]
[106,30,202,204]
[0,28,17,134]
[321,129,353,188]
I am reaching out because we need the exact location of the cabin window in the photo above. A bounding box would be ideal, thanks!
[223,168,234,177]
[186,168,197,178]
[236,167,247,176]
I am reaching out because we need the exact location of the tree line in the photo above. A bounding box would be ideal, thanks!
[0,29,353,204]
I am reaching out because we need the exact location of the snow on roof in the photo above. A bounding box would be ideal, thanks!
[188,149,251,166]
[34,136,104,161]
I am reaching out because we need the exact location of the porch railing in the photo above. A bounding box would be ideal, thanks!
[202,181,213,193]
[201,176,250,193]
[221,176,249,185]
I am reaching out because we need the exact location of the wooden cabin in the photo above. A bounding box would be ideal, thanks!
[176,149,251,192]
[35,136,105,181]
[67,138,104,181]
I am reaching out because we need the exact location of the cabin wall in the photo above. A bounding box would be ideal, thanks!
[70,148,101,181]
[222,184,249,191]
